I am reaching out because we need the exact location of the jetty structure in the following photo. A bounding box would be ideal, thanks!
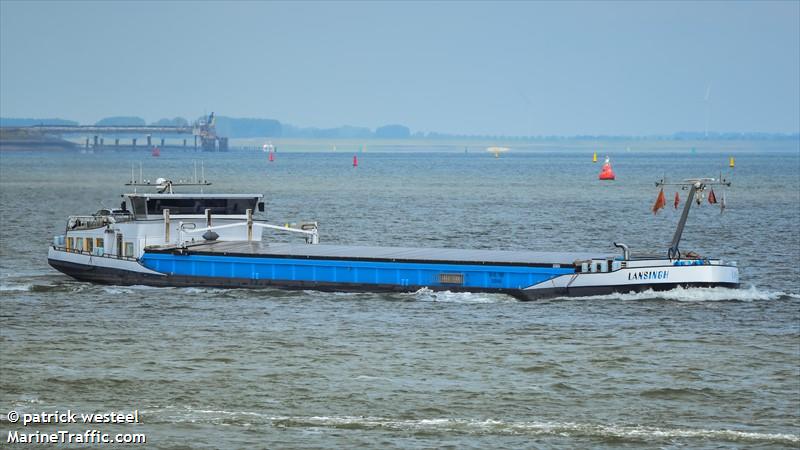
[47,173,739,299]
[0,113,228,152]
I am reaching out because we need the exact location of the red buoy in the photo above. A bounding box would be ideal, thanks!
[151,146,160,157]
[268,151,274,162]
[599,156,615,180]
[353,155,358,167]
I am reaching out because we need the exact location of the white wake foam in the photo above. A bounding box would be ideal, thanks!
[0,282,32,292]
[560,285,798,302]
[149,409,798,444]
[408,287,511,303]
[100,286,135,295]
[177,287,229,295]
[274,416,798,444]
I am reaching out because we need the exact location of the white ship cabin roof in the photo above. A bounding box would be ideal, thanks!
[123,193,265,218]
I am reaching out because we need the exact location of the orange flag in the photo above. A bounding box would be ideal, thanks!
[652,188,666,214]
[674,192,680,209]
[708,188,718,204]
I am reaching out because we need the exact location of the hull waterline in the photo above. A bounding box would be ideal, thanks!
[48,247,740,300]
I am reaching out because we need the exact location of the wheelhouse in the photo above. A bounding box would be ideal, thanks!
[125,193,265,219]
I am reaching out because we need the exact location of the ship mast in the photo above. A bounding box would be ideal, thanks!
[655,176,731,260]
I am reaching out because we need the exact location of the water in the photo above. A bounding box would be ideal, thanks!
[1,143,798,448]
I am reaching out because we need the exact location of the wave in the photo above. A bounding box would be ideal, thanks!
[1,281,139,295]
[100,286,136,295]
[0,282,33,292]
[105,285,238,296]
[353,374,395,382]
[268,416,798,444]
[559,285,798,302]
[144,409,798,445]
[407,287,511,304]
[640,387,717,400]
[173,287,229,295]
[0,281,66,293]
[4,277,794,304]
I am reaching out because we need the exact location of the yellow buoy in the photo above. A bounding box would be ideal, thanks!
[592,152,598,163]
[486,146,509,158]
[729,156,735,168]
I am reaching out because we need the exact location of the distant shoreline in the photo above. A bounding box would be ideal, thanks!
[2,136,797,154]
[2,116,797,144]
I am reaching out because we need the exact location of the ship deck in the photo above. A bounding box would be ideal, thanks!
[148,241,617,267]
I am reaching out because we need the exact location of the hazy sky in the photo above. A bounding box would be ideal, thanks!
[1,1,798,135]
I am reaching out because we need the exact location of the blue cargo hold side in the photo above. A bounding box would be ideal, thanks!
[140,252,574,289]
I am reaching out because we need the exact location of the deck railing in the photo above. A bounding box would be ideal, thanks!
[177,209,319,244]
[52,245,139,262]
[66,213,133,231]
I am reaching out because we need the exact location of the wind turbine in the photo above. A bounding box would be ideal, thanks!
[518,88,533,140]
[704,84,711,138]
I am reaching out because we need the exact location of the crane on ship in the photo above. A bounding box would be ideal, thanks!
[194,112,227,151]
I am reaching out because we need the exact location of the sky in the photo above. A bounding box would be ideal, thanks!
[1,1,798,136]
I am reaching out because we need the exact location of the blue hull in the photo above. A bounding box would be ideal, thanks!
[139,252,574,292]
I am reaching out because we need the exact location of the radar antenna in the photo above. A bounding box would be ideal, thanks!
[126,161,212,193]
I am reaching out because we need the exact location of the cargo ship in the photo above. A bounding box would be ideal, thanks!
[47,174,739,300]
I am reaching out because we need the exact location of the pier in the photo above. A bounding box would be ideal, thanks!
[0,113,229,152]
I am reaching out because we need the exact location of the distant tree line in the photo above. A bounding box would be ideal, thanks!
[0,117,78,126]
[375,124,410,138]
[94,116,146,126]
[151,117,190,127]
[92,116,190,127]
[2,115,798,141]
[214,117,282,138]
[211,117,411,139]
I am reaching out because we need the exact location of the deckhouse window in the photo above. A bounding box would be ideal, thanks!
[144,197,258,215]
[130,198,147,217]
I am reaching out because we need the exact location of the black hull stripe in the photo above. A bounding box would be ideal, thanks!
[526,283,740,299]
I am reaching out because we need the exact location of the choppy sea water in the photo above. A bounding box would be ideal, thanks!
[1,142,798,448]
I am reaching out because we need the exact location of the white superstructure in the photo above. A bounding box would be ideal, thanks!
[49,176,318,267]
